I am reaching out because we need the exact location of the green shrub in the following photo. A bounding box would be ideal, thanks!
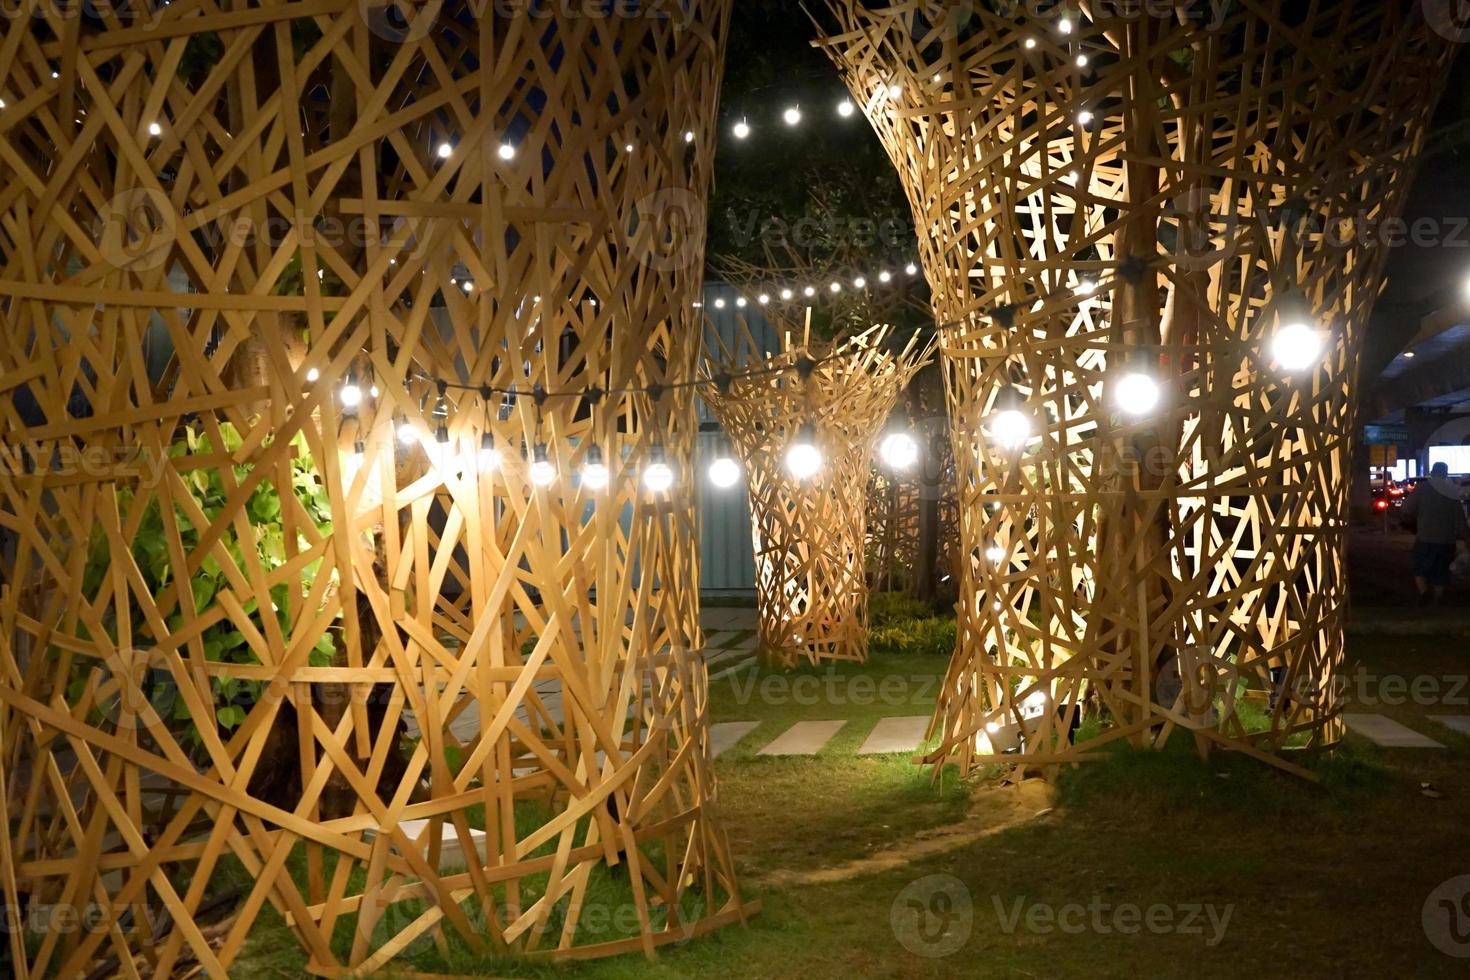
[867,592,957,657]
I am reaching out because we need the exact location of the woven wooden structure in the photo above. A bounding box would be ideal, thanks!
[816,2,1452,774]
[703,318,929,668]
[0,3,753,976]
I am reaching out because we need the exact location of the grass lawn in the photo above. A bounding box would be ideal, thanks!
[231,629,1470,978]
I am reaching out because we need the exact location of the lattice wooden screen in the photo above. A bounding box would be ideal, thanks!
[703,318,929,668]
[0,3,753,976]
[816,1,1452,774]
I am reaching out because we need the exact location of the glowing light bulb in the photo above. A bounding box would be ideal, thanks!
[478,435,501,471]
[887,83,903,99]
[461,280,474,293]
[905,263,919,276]
[529,445,556,487]
[147,122,162,136]
[1024,37,1038,50]
[397,421,419,445]
[1077,109,1094,126]
[829,281,842,293]
[785,423,823,480]
[758,293,770,305]
[340,384,362,408]
[1272,322,1324,372]
[305,367,320,383]
[987,409,1031,449]
[781,288,794,300]
[713,298,726,309]
[643,448,675,492]
[708,456,742,488]
[1076,54,1089,67]
[733,119,751,139]
[783,106,802,126]
[624,142,634,153]
[853,276,867,289]
[837,99,855,118]
[985,545,1006,562]
[1076,278,1097,296]
[437,142,452,159]
[879,431,919,469]
[1059,16,1074,34]
[581,446,609,490]
[1112,372,1161,416]
[1403,351,1417,359]
[684,130,695,143]
[369,385,380,399]
[803,286,817,297]
[879,270,892,283]
[736,296,748,308]
[497,142,516,160]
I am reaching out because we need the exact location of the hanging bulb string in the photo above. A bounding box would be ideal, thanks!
[398,256,1155,405]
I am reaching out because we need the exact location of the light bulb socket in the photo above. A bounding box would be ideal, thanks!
[434,423,450,445]
[586,443,605,466]
[533,442,550,463]
[480,432,495,453]
[649,443,667,465]
[795,421,818,445]
[352,439,366,457]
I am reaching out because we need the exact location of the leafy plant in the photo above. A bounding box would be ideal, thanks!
[74,422,337,744]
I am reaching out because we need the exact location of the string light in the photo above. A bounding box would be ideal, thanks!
[1077,109,1094,126]
[684,130,695,143]
[437,142,452,159]
[879,271,892,283]
[529,444,556,486]
[887,83,903,99]
[758,293,771,304]
[879,428,919,470]
[643,446,674,492]
[1024,37,1038,50]
[497,143,516,160]
[1077,278,1097,296]
[1076,54,1089,67]
[837,99,855,118]
[985,545,1007,562]
[581,445,610,490]
[340,383,362,408]
[1059,16,1074,34]
[782,106,802,126]
[305,367,320,383]
[905,263,918,276]
[987,409,1031,450]
[147,122,162,137]
[1272,322,1324,372]
[1112,372,1161,416]
[785,422,823,480]
[708,455,742,488]
[853,276,867,289]
[478,434,501,471]
[397,421,419,445]
[780,288,794,300]
[733,119,751,139]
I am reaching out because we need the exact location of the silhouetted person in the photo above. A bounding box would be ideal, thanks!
[1405,461,1469,606]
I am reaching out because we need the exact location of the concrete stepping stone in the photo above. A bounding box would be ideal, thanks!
[858,716,931,755]
[757,719,846,756]
[1344,712,1444,748]
[709,721,759,758]
[1431,716,1470,736]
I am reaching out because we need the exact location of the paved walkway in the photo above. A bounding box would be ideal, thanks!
[1345,712,1455,748]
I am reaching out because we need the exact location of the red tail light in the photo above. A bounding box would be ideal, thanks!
[1375,499,1389,511]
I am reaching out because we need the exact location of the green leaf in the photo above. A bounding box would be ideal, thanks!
[216,704,246,730]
